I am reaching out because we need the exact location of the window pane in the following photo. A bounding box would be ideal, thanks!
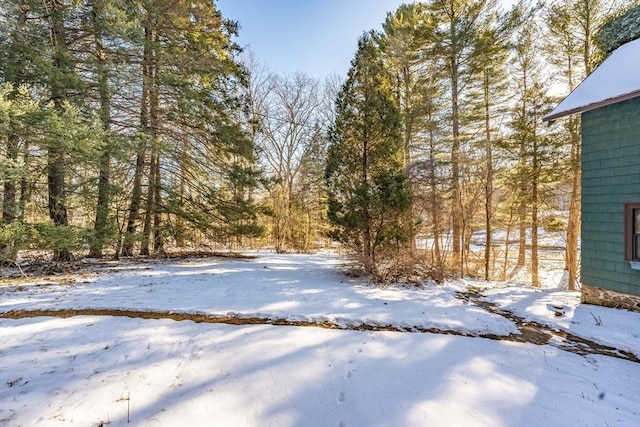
[635,209,640,233]
[635,235,640,261]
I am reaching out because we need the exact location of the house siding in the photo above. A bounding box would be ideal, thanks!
[581,96,640,296]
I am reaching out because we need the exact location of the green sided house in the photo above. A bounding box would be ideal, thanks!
[544,38,640,311]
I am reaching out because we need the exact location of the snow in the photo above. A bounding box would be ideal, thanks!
[544,38,640,122]
[0,253,517,336]
[481,284,640,357]
[1,252,639,426]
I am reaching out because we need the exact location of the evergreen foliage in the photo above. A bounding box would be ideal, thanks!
[0,0,631,286]
[0,0,262,260]
[595,5,640,59]
[325,33,412,278]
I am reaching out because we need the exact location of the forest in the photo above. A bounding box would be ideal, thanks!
[0,0,638,287]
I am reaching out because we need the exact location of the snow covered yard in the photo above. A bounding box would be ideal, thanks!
[1,252,639,426]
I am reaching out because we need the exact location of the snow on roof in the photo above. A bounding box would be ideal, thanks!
[543,38,640,122]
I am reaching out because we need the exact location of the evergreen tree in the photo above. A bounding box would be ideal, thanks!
[427,0,505,275]
[0,0,101,261]
[508,23,563,286]
[471,1,526,279]
[85,0,122,258]
[0,1,32,237]
[595,4,640,59]
[120,0,255,255]
[0,83,36,262]
[544,0,624,289]
[0,0,259,260]
[325,33,411,279]
[377,3,434,254]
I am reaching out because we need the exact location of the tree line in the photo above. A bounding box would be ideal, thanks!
[1,0,637,287]
[326,0,635,284]
[0,0,262,262]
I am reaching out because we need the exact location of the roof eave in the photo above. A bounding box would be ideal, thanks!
[543,90,640,123]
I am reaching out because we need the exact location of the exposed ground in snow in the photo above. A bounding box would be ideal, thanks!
[1,251,639,426]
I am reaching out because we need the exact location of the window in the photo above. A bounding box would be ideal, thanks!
[624,203,640,262]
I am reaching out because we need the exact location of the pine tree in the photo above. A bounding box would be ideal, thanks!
[119,0,253,255]
[325,33,411,279]
[595,4,640,59]
[0,0,33,233]
[428,0,506,275]
[377,3,434,254]
[86,0,120,258]
[544,0,624,289]
[0,0,260,260]
[468,0,529,279]
[0,83,37,262]
[0,1,102,261]
[509,23,563,286]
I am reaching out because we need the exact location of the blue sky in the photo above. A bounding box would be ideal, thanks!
[217,0,518,79]
[216,0,406,78]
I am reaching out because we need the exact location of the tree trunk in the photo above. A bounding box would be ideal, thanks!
[149,23,163,255]
[122,14,153,257]
[91,149,110,257]
[88,0,111,258]
[363,226,376,277]
[48,0,72,262]
[274,192,285,253]
[483,70,493,281]
[175,141,187,248]
[429,130,441,264]
[122,140,147,256]
[516,87,527,271]
[140,152,156,256]
[531,123,539,287]
[450,53,462,276]
[152,154,164,254]
[402,66,416,254]
[565,122,581,290]
[362,91,374,276]
[503,208,514,281]
[48,143,71,261]
[517,185,527,269]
